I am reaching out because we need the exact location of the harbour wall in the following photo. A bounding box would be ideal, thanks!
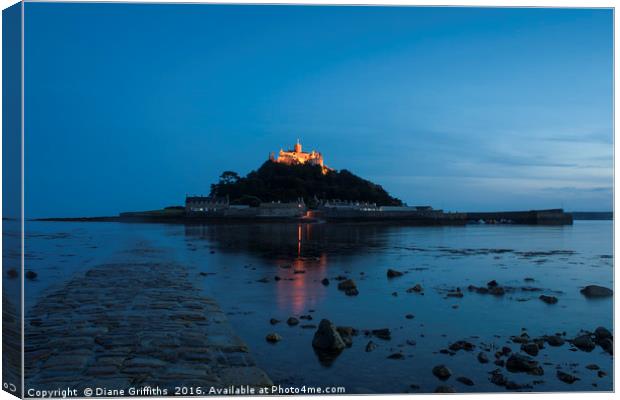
[466,209,573,225]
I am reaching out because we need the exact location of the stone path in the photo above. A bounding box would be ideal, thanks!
[24,253,271,393]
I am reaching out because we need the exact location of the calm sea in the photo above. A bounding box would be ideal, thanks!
[19,220,613,393]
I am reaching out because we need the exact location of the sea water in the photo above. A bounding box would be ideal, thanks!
[19,220,613,393]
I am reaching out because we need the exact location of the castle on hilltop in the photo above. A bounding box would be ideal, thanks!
[269,139,331,174]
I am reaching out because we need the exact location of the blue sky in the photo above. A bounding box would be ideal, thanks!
[25,4,613,217]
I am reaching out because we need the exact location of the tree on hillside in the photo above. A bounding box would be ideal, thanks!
[219,171,240,185]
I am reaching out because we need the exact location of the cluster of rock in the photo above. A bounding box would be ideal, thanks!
[509,327,613,356]
[467,280,506,296]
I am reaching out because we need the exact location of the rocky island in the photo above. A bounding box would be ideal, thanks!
[37,141,573,226]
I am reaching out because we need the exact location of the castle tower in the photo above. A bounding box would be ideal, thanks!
[294,138,302,153]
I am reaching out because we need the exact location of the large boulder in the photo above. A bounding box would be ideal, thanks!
[580,285,613,298]
[312,319,346,352]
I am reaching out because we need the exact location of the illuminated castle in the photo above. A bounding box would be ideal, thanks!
[269,139,331,174]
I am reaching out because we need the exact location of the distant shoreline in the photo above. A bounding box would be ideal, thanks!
[31,210,610,224]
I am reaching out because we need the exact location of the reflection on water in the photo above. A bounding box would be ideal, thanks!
[184,222,392,260]
[22,220,614,393]
[184,222,392,315]
[186,223,335,315]
[183,221,613,393]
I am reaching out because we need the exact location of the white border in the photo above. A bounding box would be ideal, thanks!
[0,2,616,400]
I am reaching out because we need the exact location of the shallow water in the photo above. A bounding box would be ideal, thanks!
[21,220,613,393]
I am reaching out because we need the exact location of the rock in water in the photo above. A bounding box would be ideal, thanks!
[489,369,508,387]
[336,326,356,347]
[489,286,505,296]
[269,318,280,325]
[406,284,423,293]
[387,352,404,360]
[265,333,282,343]
[7,269,18,279]
[539,295,558,304]
[434,385,456,393]
[321,278,330,286]
[312,319,346,352]
[287,317,299,326]
[365,340,377,352]
[572,334,596,352]
[387,269,404,278]
[449,340,475,352]
[557,370,579,384]
[371,328,392,340]
[25,271,37,280]
[598,338,613,355]
[337,279,359,296]
[580,285,613,298]
[337,279,356,291]
[432,365,452,381]
[477,352,489,363]
[505,353,544,375]
[545,335,565,347]
[521,343,539,356]
[456,377,474,386]
[594,326,612,341]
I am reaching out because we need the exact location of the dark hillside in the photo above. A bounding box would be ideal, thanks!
[209,161,402,207]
